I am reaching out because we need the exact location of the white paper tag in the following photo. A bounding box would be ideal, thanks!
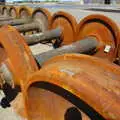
[104,45,111,53]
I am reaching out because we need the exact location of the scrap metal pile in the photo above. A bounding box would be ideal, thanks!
[0,3,120,120]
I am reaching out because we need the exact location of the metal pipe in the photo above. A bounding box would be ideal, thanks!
[35,38,98,65]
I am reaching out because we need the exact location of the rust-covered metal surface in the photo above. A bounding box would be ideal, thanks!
[18,54,120,120]
[37,6,120,62]
[0,4,119,120]
[0,25,38,87]
[76,14,120,62]
[18,6,33,18]
[8,6,19,18]
[27,5,120,24]
[1,6,8,16]
[32,7,51,32]
[47,8,120,61]
[49,12,120,61]
[12,7,51,34]
[8,7,51,34]
[50,11,77,45]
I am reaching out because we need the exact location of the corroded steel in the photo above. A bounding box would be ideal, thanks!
[0,9,120,89]
[50,11,77,45]
[0,25,99,88]
[0,25,38,87]
[15,7,52,33]
[43,7,120,62]
[8,6,19,18]
[0,7,52,34]
[1,6,8,16]
[32,7,51,32]
[18,6,33,18]
[76,14,120,62]
[50,12,120,62]
[0,24,117,87]
[19,54,120,120]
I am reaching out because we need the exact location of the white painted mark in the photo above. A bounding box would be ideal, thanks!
[60,69,75,76]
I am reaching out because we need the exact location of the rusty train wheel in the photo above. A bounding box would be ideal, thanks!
[76,14,120,62]
[9,6,19,18]
[18,6,33,35]
[50,11,77,46]
[19,6,33,18]
[25,82,102,120]
[32,8,51,32]
[19,54,120,120]
[0,25,38,87]
[2,6,8,16]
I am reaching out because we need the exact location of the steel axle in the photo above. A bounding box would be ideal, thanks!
[0,18,32,26]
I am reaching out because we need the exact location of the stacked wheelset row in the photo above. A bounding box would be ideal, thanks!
[0,5,120,120]
[0,5,120,61]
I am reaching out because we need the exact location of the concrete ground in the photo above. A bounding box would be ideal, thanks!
[0,91,24,120]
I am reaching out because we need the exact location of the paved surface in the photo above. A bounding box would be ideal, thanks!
[0,91,23,120]
[30,43,53,55]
